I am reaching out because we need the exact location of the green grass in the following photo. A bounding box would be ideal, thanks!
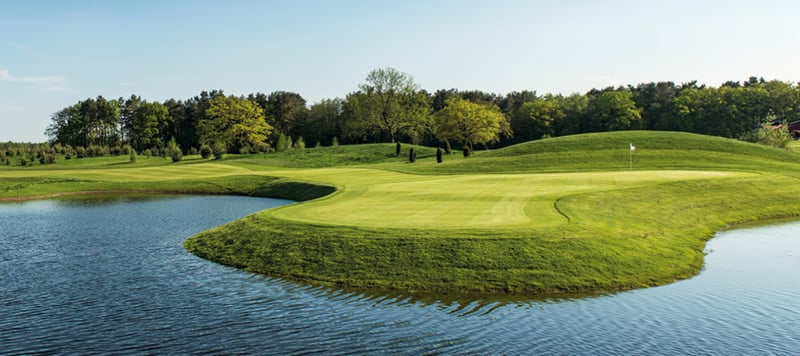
[4,131,800,296]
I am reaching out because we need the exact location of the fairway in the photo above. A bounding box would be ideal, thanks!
[267,169,754,228]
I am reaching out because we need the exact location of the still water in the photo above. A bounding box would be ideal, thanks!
[1,195,799,354]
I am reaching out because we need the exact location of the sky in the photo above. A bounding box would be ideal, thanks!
[2,0,800,142]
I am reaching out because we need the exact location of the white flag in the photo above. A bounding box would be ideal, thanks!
[629,143,636,151]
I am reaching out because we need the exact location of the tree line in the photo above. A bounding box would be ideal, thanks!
[43,69,800,157]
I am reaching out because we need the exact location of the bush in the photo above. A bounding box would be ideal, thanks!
[39,153,56,165]
[200,144,212,159]
[436,148,443,163]
[213,143,226,160]
[295,136,306,150]
[171,149,183,163]
[740,121,793,149]
[65,152,72,160]
[20,158,28,166]
[239,145,252,155]
[120,145,130,155]
[332,136,339,146]
[129,148,136,163]
[75,146,87,158]
[276,133,291,152]
[110,146,122,156]
[189,147,199,156]
[143,149,152,158]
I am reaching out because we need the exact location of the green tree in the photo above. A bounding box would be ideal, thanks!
[345,68,431,143]
[304,98,344,146]
[434,97,511,151]
[514,96,564,141]
[199,95,272,152]
[132,101,170,151]
[586,89,642,132]
[265,91,308,137]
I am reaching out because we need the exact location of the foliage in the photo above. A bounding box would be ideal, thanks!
[740,120,794,149]
[275,133,291,152]
[435,97,511,150]
[167,137,183,163]
[213,142,226,160]
[344,68,431,143]
[199,95,272,153]
[129,146,136,163]
[295,136,306,150]
[199,144,212,159]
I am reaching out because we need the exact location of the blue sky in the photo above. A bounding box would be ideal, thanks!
[2,0,799,142]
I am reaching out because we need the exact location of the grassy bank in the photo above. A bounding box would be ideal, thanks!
[5,131,800,295]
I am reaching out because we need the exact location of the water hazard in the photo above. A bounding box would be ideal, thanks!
[1,196,799,354]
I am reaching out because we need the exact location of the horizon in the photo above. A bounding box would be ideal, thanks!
[3,0,800,142]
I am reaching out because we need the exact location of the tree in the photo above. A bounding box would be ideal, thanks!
[434,97,511,151]
[304,98,344,146]
[133,101,171,152]
[513,96,564,141]
[265,91,308,137]
[345,68,431,143]
[586,89,642,132]
[198,95,272,152]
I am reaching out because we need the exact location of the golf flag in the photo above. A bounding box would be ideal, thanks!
[629,143,636,151]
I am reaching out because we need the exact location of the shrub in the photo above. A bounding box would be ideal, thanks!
[110,146,122,156]
[143,149,152,158]
[436,148,443,163]
[120,145,130,155]
[171,149,183,163]
[213,143,226,160]
[396,142,401,156]
[276,133,291,152]
[75,146,87,158]
[295,136,306,150]
[65,152,72,160]
[331,136,339,146]
[129,148,136,163]
[409,148,416,163]
[200,144,212,159]
[189,147,199,156]
[239,145,252,155]
[20,157,27,166]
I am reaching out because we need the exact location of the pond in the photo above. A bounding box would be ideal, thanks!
[1,195,799,354]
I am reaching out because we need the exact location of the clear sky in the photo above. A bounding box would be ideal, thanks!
[2,0,799,142]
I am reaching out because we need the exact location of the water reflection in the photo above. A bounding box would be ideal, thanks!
[2,196,799,354]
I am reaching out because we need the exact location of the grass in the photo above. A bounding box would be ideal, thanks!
[4,131,800,296]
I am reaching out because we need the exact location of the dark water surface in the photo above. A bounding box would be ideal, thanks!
[2,196,799,354]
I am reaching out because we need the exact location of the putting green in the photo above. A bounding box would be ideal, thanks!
[265,169,754,228]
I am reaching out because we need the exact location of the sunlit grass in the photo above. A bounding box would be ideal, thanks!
[4,131,800,295]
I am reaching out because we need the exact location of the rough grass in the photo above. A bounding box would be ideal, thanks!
[5,131,800,296]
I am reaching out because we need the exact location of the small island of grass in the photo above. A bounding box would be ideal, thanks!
[4,130,800,295]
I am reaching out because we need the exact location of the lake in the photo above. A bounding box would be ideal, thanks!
[1,195,799,354]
